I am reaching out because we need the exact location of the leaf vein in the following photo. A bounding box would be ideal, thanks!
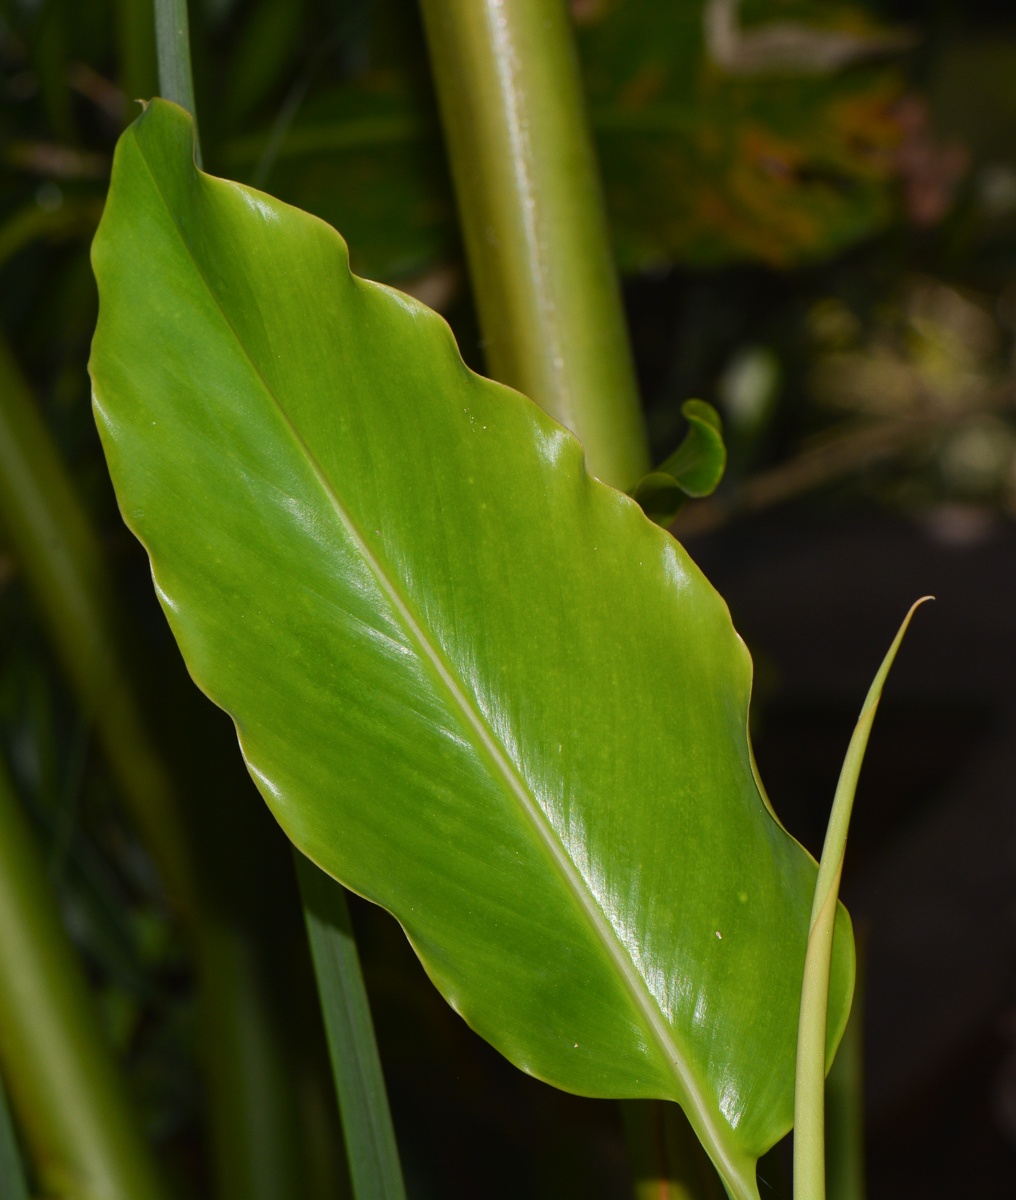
[130,131,743,1186]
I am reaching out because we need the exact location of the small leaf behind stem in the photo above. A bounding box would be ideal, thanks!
[633,401,726,527]
[794,598,932,1200]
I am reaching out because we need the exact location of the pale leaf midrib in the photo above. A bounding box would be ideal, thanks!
[129,129,745,1189]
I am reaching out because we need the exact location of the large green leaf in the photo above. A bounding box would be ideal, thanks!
[89,100,853,1200]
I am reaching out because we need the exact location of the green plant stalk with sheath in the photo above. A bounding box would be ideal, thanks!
[0,263,342,1200]
[0,77,339,1200]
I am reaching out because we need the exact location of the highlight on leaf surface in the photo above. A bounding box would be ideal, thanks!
[89,99,854,1200]
[632,400,727,526]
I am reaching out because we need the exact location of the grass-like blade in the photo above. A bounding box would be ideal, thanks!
[794,598,931,1200]
[295,853,406,1200]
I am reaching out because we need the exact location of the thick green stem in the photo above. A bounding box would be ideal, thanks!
[295,854,406,1200]
[0,755,169,1200]
[0,336,328,1199]
[418,0,649,491]
[0,334,197,917]
[420,7,659,1194]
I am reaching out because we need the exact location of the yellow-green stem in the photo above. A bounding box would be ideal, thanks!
[418,0,649,491]
[0,333,197,916]
[0,335,325,1200]
[0,755,169,1200]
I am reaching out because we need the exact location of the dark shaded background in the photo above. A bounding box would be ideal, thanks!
[3,0,1016,1195]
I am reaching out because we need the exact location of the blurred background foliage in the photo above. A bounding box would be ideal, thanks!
[1,0,1016,1195]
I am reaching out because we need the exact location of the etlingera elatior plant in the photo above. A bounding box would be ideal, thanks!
[0,3,928,1200]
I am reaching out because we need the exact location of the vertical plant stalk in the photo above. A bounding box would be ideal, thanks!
[153,0,201,161]
[0,754,169,1200]
[0,334,197,917]
[417,0,649,491]
[0,1068,30,1200]
[196,918,311,1200]
[794,598,930,1200]
[295,853,407,1200]
[0,336,319,1200]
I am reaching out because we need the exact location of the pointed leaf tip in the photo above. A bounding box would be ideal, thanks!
[794,595,931,1200]
[859,595,933,716]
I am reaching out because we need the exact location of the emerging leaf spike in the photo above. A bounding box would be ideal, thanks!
[793,596,933,1200]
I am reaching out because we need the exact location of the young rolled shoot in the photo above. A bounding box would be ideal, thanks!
[794,597,931,1200]
[632,400,726,527]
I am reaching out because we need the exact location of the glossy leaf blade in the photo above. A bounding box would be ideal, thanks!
[89,100,853,1200]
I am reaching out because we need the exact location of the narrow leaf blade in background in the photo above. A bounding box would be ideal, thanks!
[89,100,854,1200]
[296,854,407,1200]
